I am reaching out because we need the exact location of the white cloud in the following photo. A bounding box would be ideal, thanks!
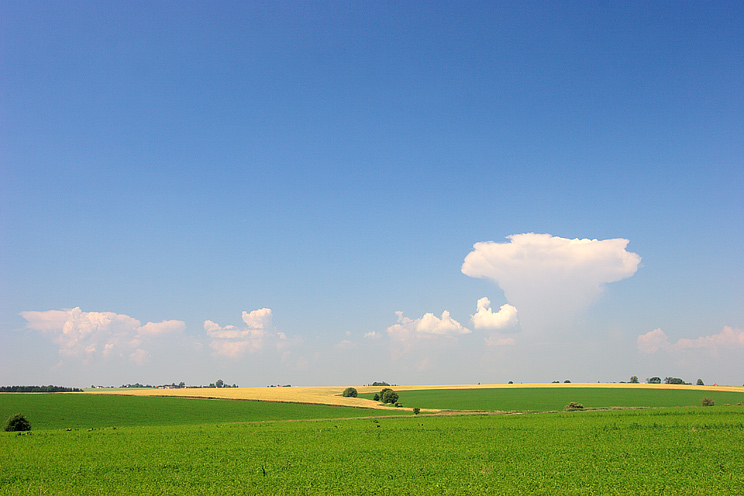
[471,297,518,330]
[206,308,299,359]
[242,308,272,329]
[20,307,185,363]
[462,233,641,331]
[638,326,744,354]
[636,328,670,354]
[388,310,470,339]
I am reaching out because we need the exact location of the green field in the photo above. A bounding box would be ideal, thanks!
[0,394,402,431]
[2,405,743,494]
[360,387,744,412]
[2,390,744,494]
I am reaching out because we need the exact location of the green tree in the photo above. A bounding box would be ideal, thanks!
[4,413,31,432]
[215,379,224,388]
[696,378,704,386]
[379,388,399,404]
[630,376,639,384]
[647,377,661,384]
[342,387,358,398]
[702,397,715,406]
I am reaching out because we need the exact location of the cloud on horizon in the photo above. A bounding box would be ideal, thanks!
[20,307,185,363]
[206,308,300,360]
[637,326,744,354]
[387,310,470,338]
[462,233,641,332]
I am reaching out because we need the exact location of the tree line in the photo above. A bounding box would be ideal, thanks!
[0,385,83,393]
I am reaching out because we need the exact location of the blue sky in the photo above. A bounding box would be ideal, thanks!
[2,1,742,387]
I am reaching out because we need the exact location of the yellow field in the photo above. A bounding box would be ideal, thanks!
[88,382,744,410]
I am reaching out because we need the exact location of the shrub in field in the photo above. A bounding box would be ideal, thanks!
[565,402,584,411]
[702,398,715,407]
[4,414,31,432]
[373,393,380,401]
[413,407,420,415]
[342,387,358,398]
[379,388,399,404]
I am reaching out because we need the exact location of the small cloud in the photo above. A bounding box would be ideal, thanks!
[138,320,186,336]
[638,326,744,354]
[242,308,272,329]
[388,310,470,339]
[471,297,518,330]
[206,308,299,359]
[364,331,381,339]
[637,328,671,354]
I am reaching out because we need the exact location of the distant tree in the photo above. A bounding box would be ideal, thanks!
[565,402,584,411]
[647,377,661,384]
[630,376,639,384]
[564,380,571,383]
[4,414,31,432]
[696,379,704,386]
[373,393,380,402]
[215,379,224,388]
[664,377,686,385]
[551,380,559,383]
[178,382,185,388]
[342,387,358,398]
[372,381,390,387]
[379,388,399,404]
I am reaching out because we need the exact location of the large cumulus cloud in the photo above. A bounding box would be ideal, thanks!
[462,233,641,332]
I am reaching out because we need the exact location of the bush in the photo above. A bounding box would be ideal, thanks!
[379,388,399,404]
[702,398,715,407]
[373,393,380,401]
[4,414,31,432]
[565,402,584,411]
[413,407,420,415]
[342,387,358,398]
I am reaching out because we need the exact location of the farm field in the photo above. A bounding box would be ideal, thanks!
[371,387,744,412]
[2,404,744,495]
[0,393,403,431]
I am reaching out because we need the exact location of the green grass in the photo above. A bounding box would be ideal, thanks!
[359,387,744,412]
[0,393,402,431]
[2,406,743,494]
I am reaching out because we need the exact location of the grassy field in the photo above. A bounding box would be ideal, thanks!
[3,386,744,494]
[0,393,403,431]
[2,405,743,494]
[364,387,744,412]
